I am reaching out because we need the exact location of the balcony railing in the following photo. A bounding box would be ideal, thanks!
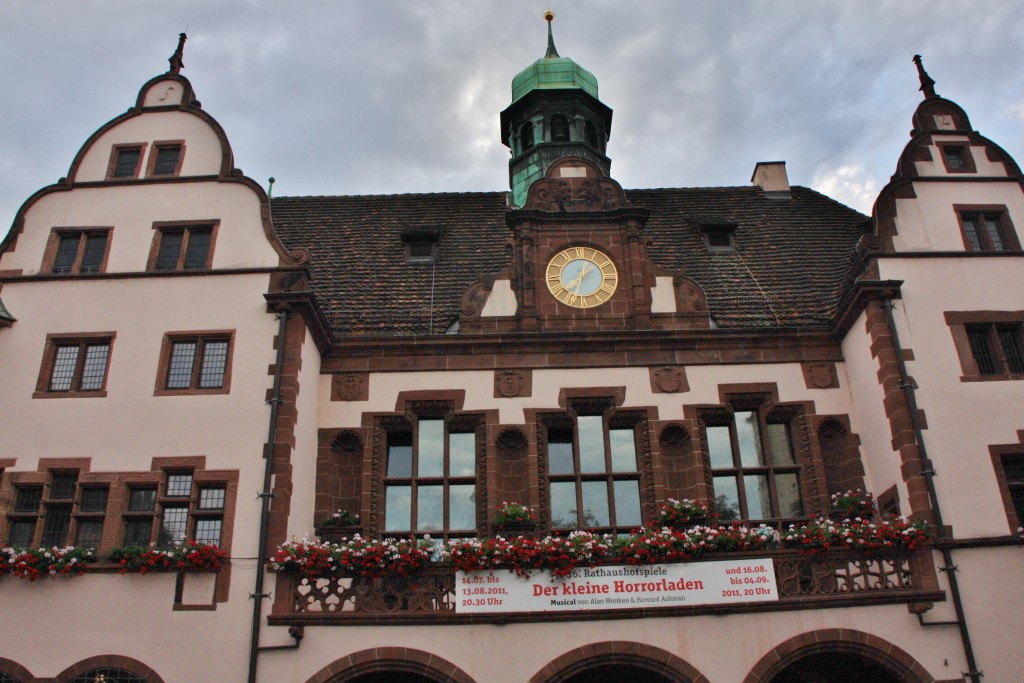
[269,547,943,625]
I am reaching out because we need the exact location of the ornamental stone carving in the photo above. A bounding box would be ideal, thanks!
[331,373,369,401]
[494,370,532,398]
[650,366,689,394]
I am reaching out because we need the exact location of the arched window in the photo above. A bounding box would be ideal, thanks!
[70,669,145,683]
[584,120,598,148]
[520,121,535,152]
[550,114,570,142]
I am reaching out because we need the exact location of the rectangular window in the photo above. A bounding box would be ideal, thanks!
[198,487,226,510]
[50,472,78,500]
[45,229,111,275]
[108,144,144,179]
[128,488,157,512]
[1003,456,1024,524]
[149,223,216,271]
[157,333,232,394]
[7,519,36,547]
[706,409,803,522]
[14,488,42,513]
[166,473,193,497]
[79,488,109,513]
[383,418,478,539]
[75,519,104,548]
[149,143,183,176]
[123,518,153,546]
[40,504,72,547]
[158,505,189,547]
[966,323,1024,377]
[36,335,114,398]
[547,413,644,532]
[957,208,1019,252]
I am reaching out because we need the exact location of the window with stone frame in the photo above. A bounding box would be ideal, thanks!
[3,471,109,549]
[946,312,1024,381]
[107,143,145,179]
[380,409,481,540]
[993,451,1024,531]
[147,221,217,272]
[155,331,233,395]
[541,402,647,533]
[703,402,805,523]
[147,140,184,177]
[938,142,976,174]
[34,333,114,398]
[955,207,1020,253]
[44,228,111,274]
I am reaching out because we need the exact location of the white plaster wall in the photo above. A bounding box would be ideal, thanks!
[649,275,676,313]
[840,310,908,510]
[319,363,856,428]
[891,180,1024,252]
[878,256,1024,536]
[914,135,1008,178]
[141,78,186,108]
[1,181,280,274]
[0,573,252,681]
[258,600,969,683]
[480,279,518,317]
[0,274,276,466]
[285,326,324,542]
[73,110,225,182]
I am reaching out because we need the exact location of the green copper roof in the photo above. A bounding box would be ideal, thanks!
[511,56,599,104]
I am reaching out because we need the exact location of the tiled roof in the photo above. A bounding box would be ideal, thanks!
[270,186,867,337]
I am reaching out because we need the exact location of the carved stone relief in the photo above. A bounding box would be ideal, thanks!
[650,366,689,394]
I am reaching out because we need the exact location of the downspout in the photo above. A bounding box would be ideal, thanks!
[247,307,290,683]
[882,298,982,682]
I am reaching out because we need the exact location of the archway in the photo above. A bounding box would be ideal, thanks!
[744,630,934,683]
[561,664,677,683]
[770,651,902,683]
[530,642,708,683]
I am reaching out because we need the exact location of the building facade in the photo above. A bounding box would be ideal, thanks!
[0,24,1022,683]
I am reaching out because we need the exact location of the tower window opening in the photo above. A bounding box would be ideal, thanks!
[520,122,535,152]
[585,120,598,148]
[550,114,570,142]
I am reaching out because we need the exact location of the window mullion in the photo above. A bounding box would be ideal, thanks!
[177,229,190,271]
[72,341,88,391]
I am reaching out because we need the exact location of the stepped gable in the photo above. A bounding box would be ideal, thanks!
[271,185,868,336]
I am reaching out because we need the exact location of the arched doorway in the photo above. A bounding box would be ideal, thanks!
[771,651,903,683]
[348,674,439,683]
[562,664,678,683]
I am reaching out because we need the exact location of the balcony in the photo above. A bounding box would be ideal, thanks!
[268,547,943,626]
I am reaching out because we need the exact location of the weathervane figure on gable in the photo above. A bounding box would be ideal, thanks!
[169,32,187,74]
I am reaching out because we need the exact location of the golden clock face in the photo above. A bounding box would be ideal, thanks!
[545,246,619,309]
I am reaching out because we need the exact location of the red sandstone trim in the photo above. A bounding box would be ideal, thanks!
[304,647,476,683]
[529,641,709,683]
[743,628,936,682]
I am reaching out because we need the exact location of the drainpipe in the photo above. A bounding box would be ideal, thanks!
[882,298,981,683]
[247,307,290,683]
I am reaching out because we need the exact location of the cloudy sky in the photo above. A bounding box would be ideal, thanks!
[2,1,1023,239]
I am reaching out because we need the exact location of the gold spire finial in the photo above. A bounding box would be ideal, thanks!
[544,10,559,58]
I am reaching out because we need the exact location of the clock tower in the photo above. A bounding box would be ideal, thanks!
[460,13,710,335]
[500,11,613,208]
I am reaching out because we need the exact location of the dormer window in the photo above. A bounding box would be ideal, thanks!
[696,220,738,251]
[402,228,443,263]
[550,114,570,142]
[520,122,535,152]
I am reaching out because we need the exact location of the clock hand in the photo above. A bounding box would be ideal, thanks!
[571,264,594,293]
[565,268,586,293]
